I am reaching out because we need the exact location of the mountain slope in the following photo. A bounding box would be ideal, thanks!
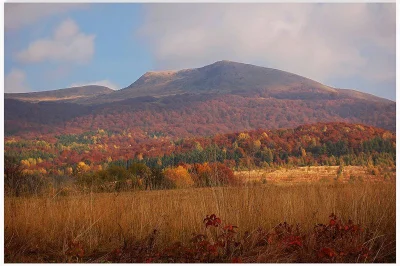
[5,85,113,103]
[5,91,395,138]
[79,60,391,105]
[84,60,338,104]
[4,60,395,137]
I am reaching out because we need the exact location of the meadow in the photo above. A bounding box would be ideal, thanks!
[4,180,396,262]
[235,165,395,184]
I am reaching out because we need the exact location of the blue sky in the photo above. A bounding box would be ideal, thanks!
[5,4,153,91]
[4,3,396,100]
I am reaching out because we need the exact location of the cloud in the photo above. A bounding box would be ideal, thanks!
[137,3,395,84]
[16,19,95,64]
[70,80,119,90]
[45,66,72,81]
[5,69,30,93]
[5,3,87,31]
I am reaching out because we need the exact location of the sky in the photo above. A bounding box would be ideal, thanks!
[4,3,396,100]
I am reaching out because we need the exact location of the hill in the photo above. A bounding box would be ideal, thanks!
[5,85,113,103]
[77,60,392,104]
[4,61,395,137]
[84,60,337,103]
[4,122,395,177]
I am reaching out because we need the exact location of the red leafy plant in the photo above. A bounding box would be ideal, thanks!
[313,213,372,262]
[64,237,85,262]
[89,213,393,263]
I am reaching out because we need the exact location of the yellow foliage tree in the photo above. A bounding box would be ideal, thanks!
[21,160,30,168]
[261,132,269,139]
[301,148,307,158]
[37,168,47,175]
[252,140,261,152]
[65,167,73,175]
[238,132,250,141]
[76,162,90,174]
[163,166,194,188]
[22,169,34,175]
[194,141,203,152]
[28,158,37,166]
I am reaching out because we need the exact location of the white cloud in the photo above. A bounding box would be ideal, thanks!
[5,3,87,31]
[137,3,395,84]
[70,80,118,90]
[5,69,30,93]
[16,19,95,64]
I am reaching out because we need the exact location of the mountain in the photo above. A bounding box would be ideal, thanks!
[4,60,395,137]
[5,85,113,103]
[84,60,335,103]
[77,60,391,105]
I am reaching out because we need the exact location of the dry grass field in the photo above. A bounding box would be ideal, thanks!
[235,165,395,184]
[4,178,396,262]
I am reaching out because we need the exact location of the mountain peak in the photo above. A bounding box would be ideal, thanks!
[143,70,177,77]
[209,60,243,67]
[112,59,340,101]
[214,59,234,64]
[63,60,392,105]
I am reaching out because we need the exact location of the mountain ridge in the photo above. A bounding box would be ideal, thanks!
[4,60,394,105]
[89,60,339,104]
[4,60,395,137]
[5,85,113,103]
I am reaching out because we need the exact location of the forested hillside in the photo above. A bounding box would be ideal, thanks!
[5,61,396,137]
[5,122,395,194]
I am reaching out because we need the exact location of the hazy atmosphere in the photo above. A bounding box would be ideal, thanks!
[5,3,396,100]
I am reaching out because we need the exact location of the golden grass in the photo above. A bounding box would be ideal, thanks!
[235,165,395,183]
[5,182,396,262]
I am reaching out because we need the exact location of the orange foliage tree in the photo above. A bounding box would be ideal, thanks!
[192,162,236,187]
[163,166,194,188]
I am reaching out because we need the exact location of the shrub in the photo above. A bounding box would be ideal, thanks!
[370,167,379,176]
[4,155,49,196]
[192,163,211,187]
[192,162,237,187]
[349,174,357,183]
[336,164,344,178]
[106,165,130,181]
[209,162,236,186]
[100,213,387,263]
[128,163,152,189]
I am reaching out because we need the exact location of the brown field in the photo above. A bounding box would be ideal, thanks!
[235,165,395,184]
[4,176,396,263]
